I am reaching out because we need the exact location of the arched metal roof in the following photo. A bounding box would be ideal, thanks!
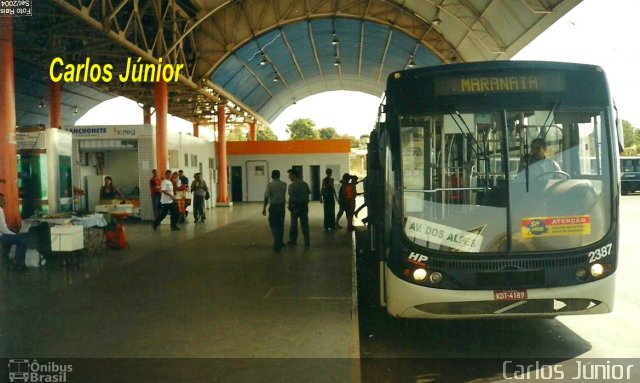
[211,19,442,122]
[7,0,581,127]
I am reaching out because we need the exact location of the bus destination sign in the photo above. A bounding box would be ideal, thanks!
[434,73,565,96]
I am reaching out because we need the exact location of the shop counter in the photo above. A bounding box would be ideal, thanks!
[25,213,109,257]
[95,203,137,218]
[50,225,84,252]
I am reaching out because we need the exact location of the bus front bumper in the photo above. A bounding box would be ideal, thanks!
[385,267,615,319]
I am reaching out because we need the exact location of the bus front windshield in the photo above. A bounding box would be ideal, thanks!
[400,109,612,254]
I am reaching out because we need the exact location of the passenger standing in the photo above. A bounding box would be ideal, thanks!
[344,175,358,231]
[152,170,180,231]
[335,173,350,229]
[0,193,27,269]
[286,168,311,248]
[190,173,209,223]
[262,170,288,252]
[320,168,338,231]
[149,169,162,219]
[178,170,189,191]
[170,172,180,193]
[170,171,186,223]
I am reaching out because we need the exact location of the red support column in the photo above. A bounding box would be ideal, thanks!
[143,104,152,125]
[249,121,257,141]
[0,16,21,230]
[216,104,230,206]
[154,81,168,176]
[48,80,62,129]
[193,122,199,138]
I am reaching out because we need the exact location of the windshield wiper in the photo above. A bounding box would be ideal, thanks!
[541,100,562,140]
[449,112,486,160]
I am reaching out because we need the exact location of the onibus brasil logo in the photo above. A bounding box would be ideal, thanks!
[8,359,72,382]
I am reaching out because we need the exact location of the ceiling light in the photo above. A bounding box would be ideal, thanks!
[334,57,341,66]
[73,106,79,116]
[407,54,416,68]
[38,98,46,108]
[273,74,279,82]
[432,17,442,26]
[260,56,268,66]
[331,33,339,45]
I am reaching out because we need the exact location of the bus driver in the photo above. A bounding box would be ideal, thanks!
[519,138,563,180]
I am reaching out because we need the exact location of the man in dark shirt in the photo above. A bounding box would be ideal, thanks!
[262,170,288,252]
[287,168,311,249]
[178,170,189,191]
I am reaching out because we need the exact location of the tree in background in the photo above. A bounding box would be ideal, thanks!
[287,118,320,140]
[227,125,248,141]
[340,134,359,148]
[319,127,338,140]
[621,119,640,156]
[224,124,279,141]
[257,125,278,141]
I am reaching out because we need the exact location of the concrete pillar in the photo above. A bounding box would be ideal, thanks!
[153,81,168,176]
[216,104,230,206]
[249,121,257,141]
[143,104,152,125]
[48,80,62,129]
[0,16,21,230]
[193,122,199,138]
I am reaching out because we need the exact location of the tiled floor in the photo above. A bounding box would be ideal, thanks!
[0,202,358,363]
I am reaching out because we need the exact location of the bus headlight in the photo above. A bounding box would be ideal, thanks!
[413,268,428,281]
[429,272,443,284]
[575,268,588,280]
[590,263,604,278]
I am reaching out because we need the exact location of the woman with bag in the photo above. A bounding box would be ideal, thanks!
[190,173,209,223]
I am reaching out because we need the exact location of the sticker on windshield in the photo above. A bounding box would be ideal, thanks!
[521,215,591,238]
[405,217,483,252]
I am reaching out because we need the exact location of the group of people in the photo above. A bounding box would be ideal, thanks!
[321,170,365,232]
[150,169,209,231]
[262,168,311,251]
[262,168,367,253]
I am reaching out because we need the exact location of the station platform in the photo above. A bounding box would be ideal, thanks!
[0,203,361,382]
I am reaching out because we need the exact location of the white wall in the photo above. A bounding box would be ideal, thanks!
[227,153,349,202]
[104,151,139,194]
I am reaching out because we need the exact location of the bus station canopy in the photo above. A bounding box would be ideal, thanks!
[9,0,581,127]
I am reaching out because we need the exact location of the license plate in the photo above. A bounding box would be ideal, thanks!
[494,289,528,301]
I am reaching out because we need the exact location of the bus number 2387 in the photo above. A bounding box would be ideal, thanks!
[588,243,612,263]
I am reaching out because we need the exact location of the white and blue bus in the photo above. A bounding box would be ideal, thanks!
[361,61,623,318]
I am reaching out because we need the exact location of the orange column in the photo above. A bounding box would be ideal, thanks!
[0,16,21,230]
[154,81,168,175]
[249,121,257,141]
[216,104,230,205]
[143,104,152,125]
[48,80,62,129]
[193,122,199,138]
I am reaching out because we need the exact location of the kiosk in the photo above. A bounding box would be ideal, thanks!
[16,126,73,218]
